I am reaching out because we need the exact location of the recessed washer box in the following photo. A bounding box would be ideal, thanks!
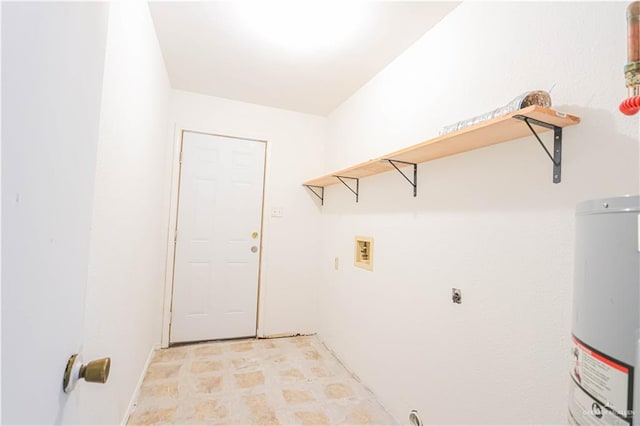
[354,236,373,271]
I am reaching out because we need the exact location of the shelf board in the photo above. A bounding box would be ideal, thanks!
[303,106,580,188]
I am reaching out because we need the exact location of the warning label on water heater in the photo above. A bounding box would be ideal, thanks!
[568,335,634,425]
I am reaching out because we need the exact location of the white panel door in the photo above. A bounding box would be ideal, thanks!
[171,131,265,343]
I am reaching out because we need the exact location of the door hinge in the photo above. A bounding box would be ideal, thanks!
[173,229,177,244]
[179,150,183,164]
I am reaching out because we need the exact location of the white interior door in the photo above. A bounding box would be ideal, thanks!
[2,3,109,423]
[170,131,266,343]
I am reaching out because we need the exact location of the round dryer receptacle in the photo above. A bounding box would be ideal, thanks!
[409,410,423,426]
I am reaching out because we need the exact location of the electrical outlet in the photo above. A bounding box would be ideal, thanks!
[452,288,462,304]
[271,207,284,217]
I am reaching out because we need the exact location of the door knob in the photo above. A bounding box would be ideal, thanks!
[63,354,111,393]
[82,357,111,383]
[251,246,258,253]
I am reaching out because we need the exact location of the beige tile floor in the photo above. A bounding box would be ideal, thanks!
[127,335,397,425]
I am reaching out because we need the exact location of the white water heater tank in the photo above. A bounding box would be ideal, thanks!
[569,195,640,425]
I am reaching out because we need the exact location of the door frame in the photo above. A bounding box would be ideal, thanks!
[161,125,268,347]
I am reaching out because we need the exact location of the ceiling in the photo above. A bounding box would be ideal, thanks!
[149,2,459,116]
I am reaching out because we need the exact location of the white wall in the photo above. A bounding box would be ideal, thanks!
[79,3,172,424]
[319,2,638,424]
[168,90,325,339]
[1,3,109,424]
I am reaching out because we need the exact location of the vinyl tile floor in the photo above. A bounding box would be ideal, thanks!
[127,335,397,425]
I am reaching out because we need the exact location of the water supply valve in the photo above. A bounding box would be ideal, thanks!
[620,2,640,115]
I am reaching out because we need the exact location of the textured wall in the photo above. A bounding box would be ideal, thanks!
[318,2,638,424]
[81,3,172,423]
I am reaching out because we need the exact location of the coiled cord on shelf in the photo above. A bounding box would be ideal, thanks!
[619,95,640,115]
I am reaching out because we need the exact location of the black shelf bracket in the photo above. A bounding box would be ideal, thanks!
[513,115,563,183]
[384,159,417,197]
[334,176,359,202]
[303,185,324,205]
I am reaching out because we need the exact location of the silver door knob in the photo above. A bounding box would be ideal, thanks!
[251,246,258,253]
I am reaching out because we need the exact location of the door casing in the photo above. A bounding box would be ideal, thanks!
[161,126,268,347]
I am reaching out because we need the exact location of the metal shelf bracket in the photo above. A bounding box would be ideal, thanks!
[513,115,563,183]
[303,185,324,205]
[334,176,359,202]
[384,159,417,197]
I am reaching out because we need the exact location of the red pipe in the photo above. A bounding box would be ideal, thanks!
[619,95,640,115]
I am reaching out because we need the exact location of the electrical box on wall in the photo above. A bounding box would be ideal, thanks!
[354,236,374,271]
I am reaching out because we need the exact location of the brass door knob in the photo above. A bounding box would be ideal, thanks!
[63,354,111,392]
[80,357,111,383]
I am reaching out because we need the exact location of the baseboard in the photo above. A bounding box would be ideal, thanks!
[121,345,158,425]
[316,334,398,424]
[316,335,361,382]
[258,331,316,339]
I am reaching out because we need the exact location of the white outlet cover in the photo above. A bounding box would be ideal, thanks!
[271,207,284,217]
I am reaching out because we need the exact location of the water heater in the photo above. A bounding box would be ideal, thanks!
[569,195,640,425]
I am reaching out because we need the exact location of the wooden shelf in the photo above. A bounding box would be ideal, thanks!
[303,106,580,192]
